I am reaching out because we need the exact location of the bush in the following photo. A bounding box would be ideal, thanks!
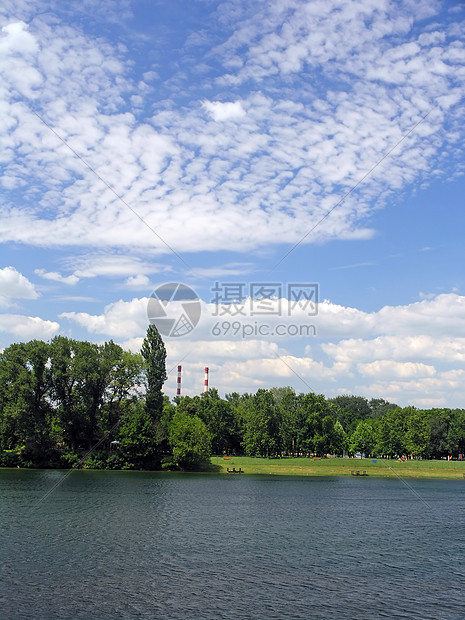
[83,450,108,469]
[59,449,81,468]
[0,450,21,467]
[106,452,132,470]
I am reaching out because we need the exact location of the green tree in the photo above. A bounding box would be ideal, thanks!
[349,420,377,456]
[0,340,53,460]
[369,398,398,418]
[225,391,253,450]
[72,340,104,449]
[448,409,465,457]
[175,395,200,417]
[99,343,144,445]
[329,395,371,434]
[141,326,167,463]
[197,389,240,454]
[298,392,337,455]
[50,337,105,450]
[157,395,177,454]
[426,408,465,458]
[242,389,281,456]
[49,336,82,449]
[50,337,145,453]
[269,387,300,454]
[118,400,157,466]
[331,419,347,455]
[141,325,167,422]
[375,407,406,457]
[427,409,451,458]
[168,410,212,469]
[404,408,429,458]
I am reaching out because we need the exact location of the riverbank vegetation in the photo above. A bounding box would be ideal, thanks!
[1,332,465,471]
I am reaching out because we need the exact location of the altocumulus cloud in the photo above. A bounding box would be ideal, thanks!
[0,1,464,253]
[202,100,246,121]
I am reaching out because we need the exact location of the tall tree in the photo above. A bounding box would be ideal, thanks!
[243,389,281,457]
[100,343,144,445]
[369,398,398,418]
[141,326,167,464]
[350,419,377,456]
[49,336,82,450]
[50,337,103,450]
[0,340,52,458]
[141,325,167,422]
[197,388,240,454]
[404,407,429,458]
[427,409,454,458]
[375,407,406,457]
[448,409,465,457]
[118,400,157,466]
[329,395,371,434]
[274,388,300,454]
[298,392,337,455]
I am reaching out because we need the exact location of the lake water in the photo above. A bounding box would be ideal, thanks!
[0,470,464,619]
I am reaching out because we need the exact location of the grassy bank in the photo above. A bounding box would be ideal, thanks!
[210,456,465,479]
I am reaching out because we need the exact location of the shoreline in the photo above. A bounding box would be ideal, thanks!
[209,456,465,479]
[2,456,465,479]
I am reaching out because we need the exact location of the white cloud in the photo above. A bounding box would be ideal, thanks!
[1,21,38,54]
[323,335,465,364]
[356,360,436,379]
[69,254,167,279]
[35,269,79,285]
[119,336,144,353]
[202,100,246,121]
[0,266,39,307]
[166,338,280,363]
[190,263,255,278]
[60,297,149,338]
[315,293,465,339]
[0,313,59,340]
[59,290,465,350]
[124,274,151,288]
[0,3,463,254]
[352,370,465,409]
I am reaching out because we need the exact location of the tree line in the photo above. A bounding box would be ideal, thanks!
[1,330,465,470]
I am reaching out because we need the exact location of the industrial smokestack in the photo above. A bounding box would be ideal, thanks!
[204,366,209,393]
[176,365,182,396]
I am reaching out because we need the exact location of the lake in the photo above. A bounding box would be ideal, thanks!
[0,470,464,619]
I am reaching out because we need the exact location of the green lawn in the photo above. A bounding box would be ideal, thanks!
[209,455,465,479]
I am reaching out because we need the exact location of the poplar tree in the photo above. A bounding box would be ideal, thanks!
[141,325,167,425]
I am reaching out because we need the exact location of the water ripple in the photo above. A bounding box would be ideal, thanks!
[1,472,465,619]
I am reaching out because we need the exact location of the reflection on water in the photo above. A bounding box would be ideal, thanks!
[1,470,464,619]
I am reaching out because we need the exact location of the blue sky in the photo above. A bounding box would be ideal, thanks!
[1,0,465,406]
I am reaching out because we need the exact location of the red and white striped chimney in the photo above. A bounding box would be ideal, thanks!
[176,365,182,396]
[204,366,209,393]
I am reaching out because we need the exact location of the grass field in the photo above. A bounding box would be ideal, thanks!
[209,455,465,479]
